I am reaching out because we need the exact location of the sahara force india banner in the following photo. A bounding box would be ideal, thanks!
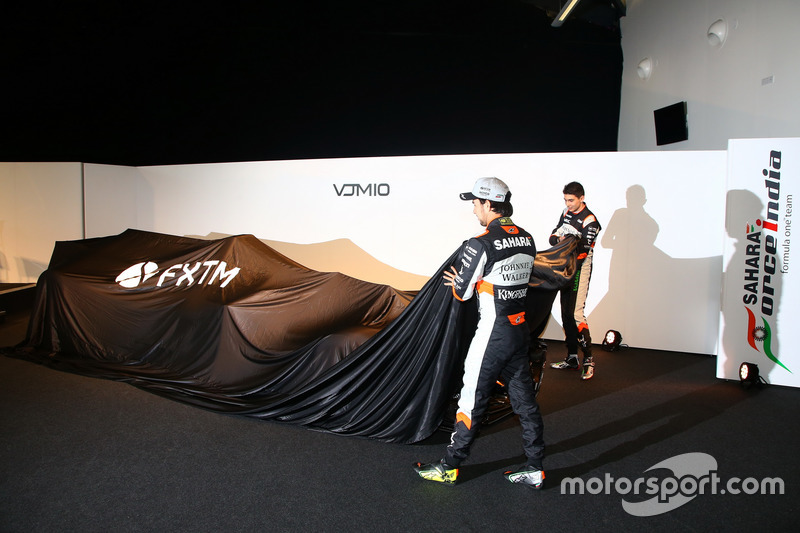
[718,138,798,388]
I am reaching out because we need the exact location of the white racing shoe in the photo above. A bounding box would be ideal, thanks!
[504,466,545,490]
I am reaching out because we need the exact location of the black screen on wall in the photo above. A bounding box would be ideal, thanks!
[654,101,688,146]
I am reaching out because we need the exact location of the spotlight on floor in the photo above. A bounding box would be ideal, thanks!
[602,329,623,351]
[739,362,761,389]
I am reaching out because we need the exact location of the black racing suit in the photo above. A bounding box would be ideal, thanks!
[549,204,601,357]
[445,216,545,469]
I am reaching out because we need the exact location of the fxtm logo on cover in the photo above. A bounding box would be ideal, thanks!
[116,260,241,289]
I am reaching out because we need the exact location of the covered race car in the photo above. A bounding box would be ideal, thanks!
[7,230,576,443]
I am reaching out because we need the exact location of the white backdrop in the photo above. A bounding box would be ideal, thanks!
[718,138,799,387]
[84,150,727,354]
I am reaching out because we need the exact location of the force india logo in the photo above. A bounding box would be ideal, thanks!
[116,260,241,289]
[740,149,791,374]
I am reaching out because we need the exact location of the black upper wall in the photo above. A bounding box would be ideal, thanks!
[1,2,622,166]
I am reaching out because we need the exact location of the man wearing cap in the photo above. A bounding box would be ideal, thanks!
[414,177,546,489]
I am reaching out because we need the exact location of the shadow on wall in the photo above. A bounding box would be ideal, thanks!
[0,222,44,284]
[189,232,431,291]
[0,220,58,284]
[0,220,6,283]
[720,189,783,381]
[588,185,722,352]
[19,258,48,283]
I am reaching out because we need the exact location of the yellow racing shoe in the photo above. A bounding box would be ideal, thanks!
[413,460,458,485]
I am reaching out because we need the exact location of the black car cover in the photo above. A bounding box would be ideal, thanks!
[5,230,576,443]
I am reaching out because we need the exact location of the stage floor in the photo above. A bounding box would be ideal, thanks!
[1,307,797,532]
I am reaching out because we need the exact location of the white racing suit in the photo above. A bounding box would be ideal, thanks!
[445,216,545,469]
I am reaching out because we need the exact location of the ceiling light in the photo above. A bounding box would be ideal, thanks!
[637,57,653,80]
[707,19,728,47]
[551,0,583,28]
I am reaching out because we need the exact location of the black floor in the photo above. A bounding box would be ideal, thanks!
[1,303,798,532]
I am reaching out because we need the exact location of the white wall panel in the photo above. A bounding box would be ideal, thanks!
[619,0,800,152]
[84,150,727,354]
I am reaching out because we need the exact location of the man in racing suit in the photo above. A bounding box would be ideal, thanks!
[548,181,602,380]
[414,177,545,489]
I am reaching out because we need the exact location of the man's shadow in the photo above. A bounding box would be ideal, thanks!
[454,381,749,486]
[541,383,748,484]
[590,184,722,352]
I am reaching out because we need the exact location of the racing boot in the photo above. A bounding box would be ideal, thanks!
[581,355,595,380]
[550,354,579,370]
[578,329,595,380]
[413,459,458,485]
[504,465,545,490]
